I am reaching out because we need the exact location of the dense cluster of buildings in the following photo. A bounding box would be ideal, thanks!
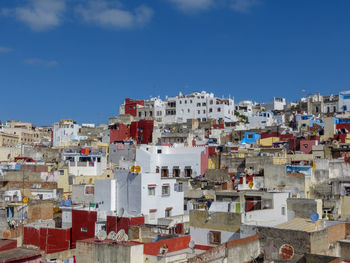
[1,90,350,262]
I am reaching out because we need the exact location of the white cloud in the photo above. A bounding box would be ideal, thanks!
[167,0,214,12]
[0,46,13,53]
[24,58,58,67]
[230,0,259,13]
[2,0,66,32]
[76,1,153,29]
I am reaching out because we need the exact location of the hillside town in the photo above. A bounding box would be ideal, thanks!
[1,90,350,262]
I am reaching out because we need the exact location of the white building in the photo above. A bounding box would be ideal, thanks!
[175,91,235,123]
[247,112,274,129]
[53,120,80,147]
[235,100,255,117]
[263,97,286,111]
[189,192,290,246]
[338,91,350,112]
[94,144,207,224]
[63,150,107,177]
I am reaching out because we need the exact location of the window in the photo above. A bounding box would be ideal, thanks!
[247,134,253,139]
[209,108,212,113]
[148,186,155,196]
[150,111,153,117]
[210,100,213,105]
[156,167,160,173]
[202,118,206,122]
[209,231,221,245]
[217,108,221,112]
[197,103,201,107]
[185,100,187,104]
[157,149,162,154]
[202,102,206,106]
[175,182,183,192]
[190,100,193,103]
[139,112,141,117]
[334,106,337,112]
[203,110,205,114]
[185,168,192,178]
[162,185,170,196]
[197,110,200,114]
[81,227,88,232]
[188,109,190,113]
[180,100,182,104]
[173,167,180,177]
[161,168,169,178]
[59,170,64,175]
[165,208,172,217]
[149,210,157,220]
[281,207,286,215]
[85,186,94,195]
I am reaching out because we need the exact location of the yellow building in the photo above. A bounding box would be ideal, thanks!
[0,132,19,146]
[258,137,280,147]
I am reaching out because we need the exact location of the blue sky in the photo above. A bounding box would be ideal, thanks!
[1,0,350,125]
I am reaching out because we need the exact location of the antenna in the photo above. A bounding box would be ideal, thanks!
[118,208,125,217]
[189,240,195,252]
[96,230,107,241]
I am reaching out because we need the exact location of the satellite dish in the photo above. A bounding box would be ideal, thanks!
[96,230,107,241]
[116,229,126,242]
[134,166,141,173]
[310,212,319,222]
[122,233,129,242]
[189,240,195,250]
[107,231,117,241]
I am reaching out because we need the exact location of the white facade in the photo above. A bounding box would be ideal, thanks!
[53,120,80,147]
[263,97,286,111]
[241,192,289,227]
[235,100,254,117]
[64,152,107,176]
[175,91,235,123]
[136,144,205,177]
[339,91,350,112]
[247,112,274,129]
[94,144,206,224]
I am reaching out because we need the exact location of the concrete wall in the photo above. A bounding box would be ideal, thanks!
[76,240,144,263]
[72,184,94,206]
[264,164,306,196]
[287,198,322,219]
[258,227,311,261]
[94,179,116,211]
[226,236,260,263]
[189,210,241,246]
[116,170,142,217]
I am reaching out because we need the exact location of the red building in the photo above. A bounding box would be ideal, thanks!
[110,120,154,144]
[0,239,17,252]
[24,227,71,254]
[143,235,191,256]
[110,123,130,143]
[106,216,144,235]
[130,120,154,144]
[124,98,144,117]
[72,210,97,248]
[299,139,317,154]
